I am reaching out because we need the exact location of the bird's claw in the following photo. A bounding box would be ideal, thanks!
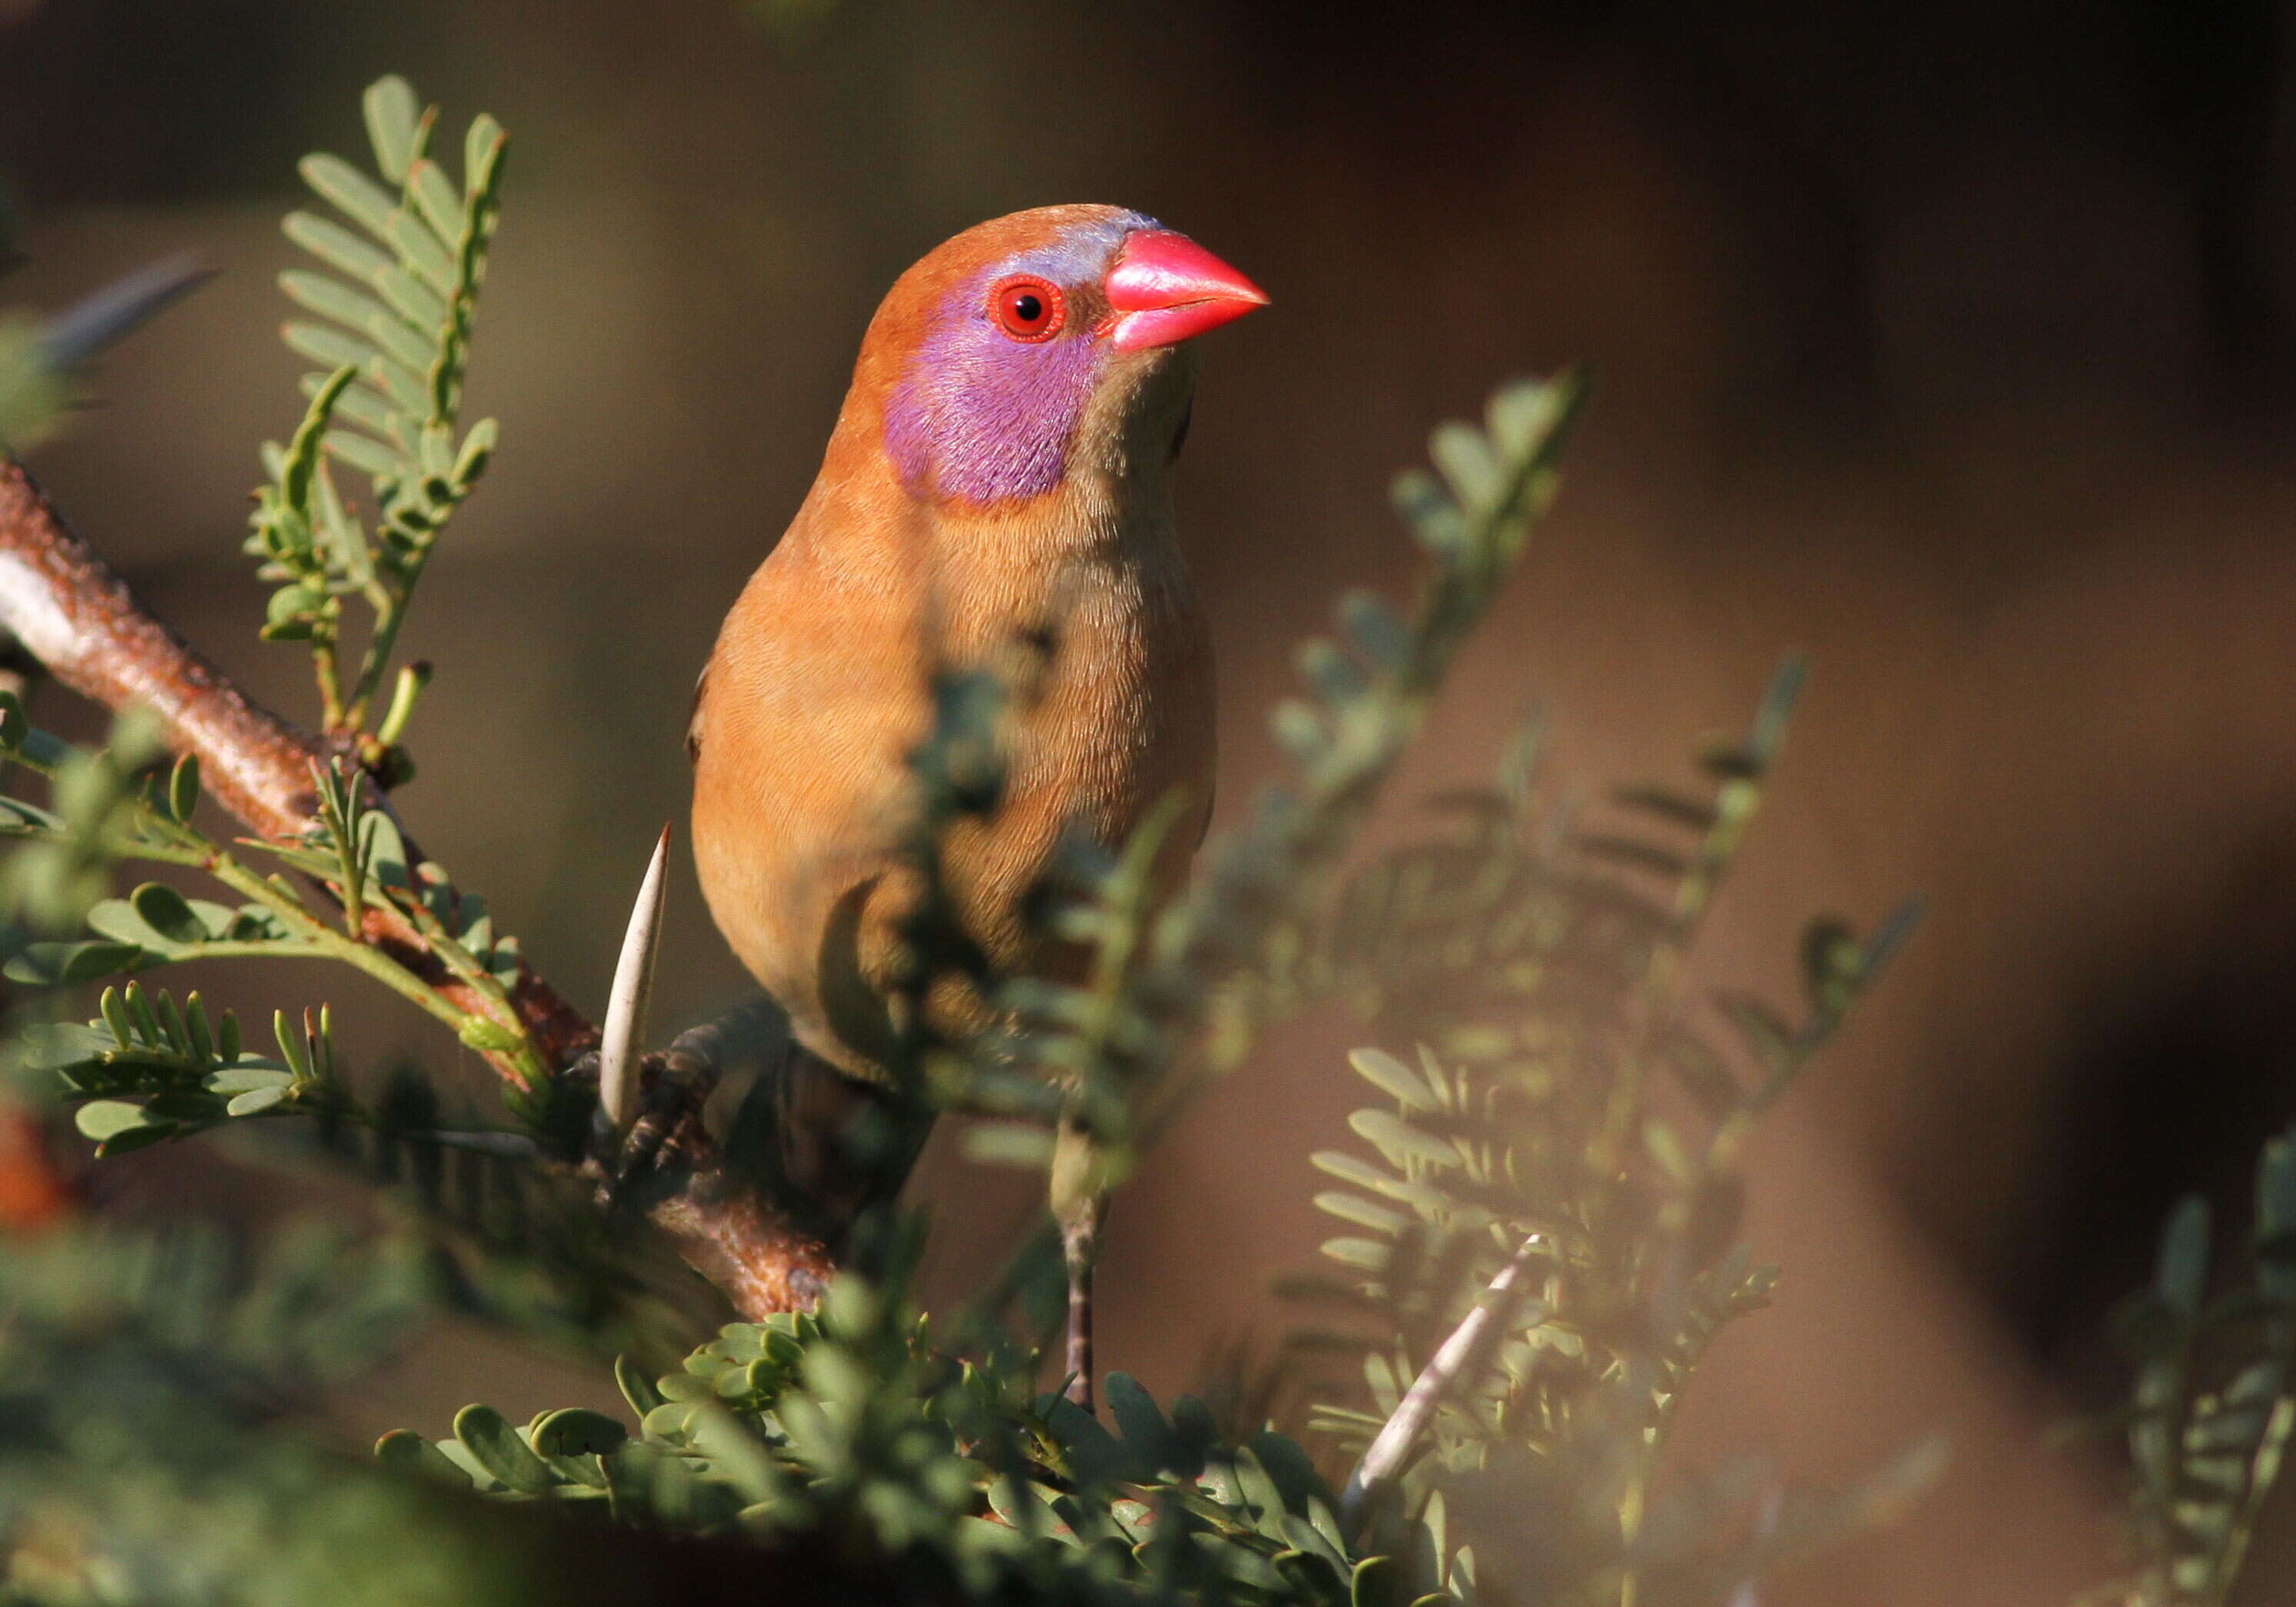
[581,1039,721,1209]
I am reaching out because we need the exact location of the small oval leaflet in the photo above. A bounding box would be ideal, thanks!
[532,1407,627,1459]
[225,1085,288,1118]
[73,1100,151,1141]
[451,1403,554,1494]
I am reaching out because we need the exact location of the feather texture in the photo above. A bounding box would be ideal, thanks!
[691,204,1248,1080]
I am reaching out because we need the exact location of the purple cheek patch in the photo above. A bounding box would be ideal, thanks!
[885,311,1105,505]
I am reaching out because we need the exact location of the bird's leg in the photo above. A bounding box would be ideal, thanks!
[1050,1115,1106,1411]
[1059,1196,1102,1411]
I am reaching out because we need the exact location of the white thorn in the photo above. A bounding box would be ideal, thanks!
[598,825,671,1131]
[1340,1232,1543,1532]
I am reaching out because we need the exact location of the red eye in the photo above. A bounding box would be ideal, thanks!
[991,275,1065,341]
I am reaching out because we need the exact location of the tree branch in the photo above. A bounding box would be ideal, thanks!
[0,457,835,1319]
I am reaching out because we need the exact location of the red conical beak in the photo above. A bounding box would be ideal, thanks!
[1103,228,1269,352]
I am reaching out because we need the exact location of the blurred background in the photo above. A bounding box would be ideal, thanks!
[10,0,2296,1599]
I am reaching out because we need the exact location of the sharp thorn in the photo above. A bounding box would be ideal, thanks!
[38,254,216,372]
[598,824,671,1131]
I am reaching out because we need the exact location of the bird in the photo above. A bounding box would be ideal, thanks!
[689,205,1265,1089]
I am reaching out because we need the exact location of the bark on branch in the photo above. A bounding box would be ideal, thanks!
[0,458,834,1318]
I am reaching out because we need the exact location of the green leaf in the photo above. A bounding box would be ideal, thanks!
[455,1017,522,1055]
[356,809,408,888]
[74,1100,151,1142]
[365,308,435,375]
[282,320,377,375]
[301,152,401,241]
[284,212,395,285]
[262,583,327,638]
[225,1085,288,1118]
[21,1023,112,1088]
[452,418,497,487]
[280,269,393,335]
[1321,1238,1390,1272]
[182,992,214,1062]
[205,1065,292,1096]
[641,1401,697,1440]
[1348,1046,1437,1111]
[1105,1372,1181,1475]
[452,1403,555,1494]
[615,1354,665,1418]
[1338,590,1411,668]
[362,77,426,185]
[1347,1108,1461,1171]
[375,265,447,333]
[128,882,206,947]
[1038,1395,1136,1485]
[97,986,132,1046]
[318,378,399,442]
[323,430,402,480]
[92,1122,178,1156]
[6,941,148,985]
[1311,1149,1401,1194]
[1315,1191,1408,1235]
[464,115,507,202]
[388,210,456,295]
[365,355,429,418]
[166,754,200,825]
[1353,1555,1401,1607]
[1428,422,1501,509]
[407,161,466,247]
[1799,914,1863,1013]
[532,1408,628,1459]
[124,983,163,1047]
[272,1009,312,1082]
[375,1429,467,1485]
[0,315,68,452]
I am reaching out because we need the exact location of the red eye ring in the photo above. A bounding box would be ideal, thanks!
[990,275,1065,342]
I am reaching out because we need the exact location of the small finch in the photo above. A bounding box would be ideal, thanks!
[690,205,1265,1082]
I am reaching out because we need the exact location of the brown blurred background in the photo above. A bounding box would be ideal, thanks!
[12,0,2296,1598]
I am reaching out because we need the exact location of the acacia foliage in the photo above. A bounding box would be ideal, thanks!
[0,67,2261,1607]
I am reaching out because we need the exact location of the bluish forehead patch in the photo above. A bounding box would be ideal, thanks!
[882,211,1159,506]
[981,209,1155,288]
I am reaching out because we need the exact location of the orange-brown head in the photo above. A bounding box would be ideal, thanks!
[828,205,1266,513]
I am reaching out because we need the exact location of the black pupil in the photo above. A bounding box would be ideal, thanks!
[1012,292,1043,323]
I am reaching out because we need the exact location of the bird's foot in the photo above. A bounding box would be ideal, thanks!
[575,1034,721,1209]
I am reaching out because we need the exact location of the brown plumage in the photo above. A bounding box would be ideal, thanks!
[689,205,1264,1081]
